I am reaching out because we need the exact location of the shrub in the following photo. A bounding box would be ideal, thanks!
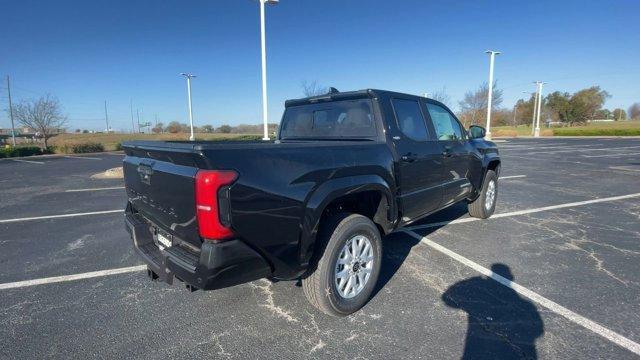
[71,142,105,153]
[553,128,640,136]
[114,142,123,151]
[0,146,46,158]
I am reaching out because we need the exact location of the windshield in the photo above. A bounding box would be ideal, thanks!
[279,99,377,140]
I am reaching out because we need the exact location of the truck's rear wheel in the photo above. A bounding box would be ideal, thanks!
[302,213,382,316]
[468,169,498,219]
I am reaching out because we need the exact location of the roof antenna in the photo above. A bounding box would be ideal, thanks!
[327,87,339,94]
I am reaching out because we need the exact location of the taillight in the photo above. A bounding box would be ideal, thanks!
[195,170,238,241]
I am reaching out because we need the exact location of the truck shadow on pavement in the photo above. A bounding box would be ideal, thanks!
[376,203,544,359]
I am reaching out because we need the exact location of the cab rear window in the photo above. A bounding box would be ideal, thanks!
[280,99,376,139]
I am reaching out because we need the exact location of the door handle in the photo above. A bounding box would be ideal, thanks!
[442,146,452,157]
[401,152,418,162]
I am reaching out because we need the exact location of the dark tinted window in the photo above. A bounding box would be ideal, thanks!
[392,99,428,141]
[280,99,376,139]
[426,103,464,141]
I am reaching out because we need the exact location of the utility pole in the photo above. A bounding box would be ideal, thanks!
[512,104,518,126]
[136,109,141,134]
[6,76,16,147]
[130,99,135,134]
[104,100,110,133]
[484,50,501,140]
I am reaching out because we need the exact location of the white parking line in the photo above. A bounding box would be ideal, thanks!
[609,166,640,172]
[582,152,640,158]
[65,186,125,192]
[499,175,527,180]
[63,155,102,160]
[531,145,640,155]
[407,192,640,231]
[11,159,45,164]
[0,209,123,224]
[0,265,147,290]
[403,230,640,356]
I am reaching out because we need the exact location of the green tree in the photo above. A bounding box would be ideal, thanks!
[217,124,232,133]
[201,124,214,133]
[546,87,610,125]
[612,108,626,120]
[594,109,612,119]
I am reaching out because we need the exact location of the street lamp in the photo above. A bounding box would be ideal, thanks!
[258,0,279,141]
[181,73,196,141]
[534,81,545,137]
[484,50,501,140]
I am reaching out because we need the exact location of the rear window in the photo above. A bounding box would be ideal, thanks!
[280,99,376,139]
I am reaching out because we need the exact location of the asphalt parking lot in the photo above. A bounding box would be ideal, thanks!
[1,138,639,359]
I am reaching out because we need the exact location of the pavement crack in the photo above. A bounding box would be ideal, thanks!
[250,279,299,323]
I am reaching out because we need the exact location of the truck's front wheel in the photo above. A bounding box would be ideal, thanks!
[468,169,498,219]
[302,213,382,316]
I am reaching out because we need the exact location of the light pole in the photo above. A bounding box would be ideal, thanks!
[181,73,196,141]
[484,50,500,139]
[6,76,16,147]
[104,100,110,133]
[258,0,279,141]
[530,88,538,135]
[534,81,545,137]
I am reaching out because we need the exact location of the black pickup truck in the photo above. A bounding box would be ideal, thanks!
[123,89,500,316]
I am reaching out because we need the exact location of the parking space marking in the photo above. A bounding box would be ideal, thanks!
[499,175,527,180]
[609,166,640,172]
[11,159,45,165]
[65,186,125,192]
[0,265,147,290]
[407,192,640,231]
[403,230,640,356]
[63,155,103,160]
[531,145,640,155]
[582,152,640,158]
[0,209,123,223]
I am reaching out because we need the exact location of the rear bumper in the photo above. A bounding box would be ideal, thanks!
[125,210,272,290]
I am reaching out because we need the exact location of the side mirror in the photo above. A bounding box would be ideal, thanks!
[468,125,486,139]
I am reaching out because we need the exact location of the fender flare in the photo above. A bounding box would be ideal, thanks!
[298,174,396,267]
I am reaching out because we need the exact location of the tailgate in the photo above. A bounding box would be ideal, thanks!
[123,143,202,247]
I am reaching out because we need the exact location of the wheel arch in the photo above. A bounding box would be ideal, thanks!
[299,175,396,268]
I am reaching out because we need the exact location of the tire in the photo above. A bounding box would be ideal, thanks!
[468,169,498,219]
[302,213,382,316]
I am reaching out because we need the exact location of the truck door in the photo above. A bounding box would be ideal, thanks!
[425,102,474,206]
[390,97,445,222]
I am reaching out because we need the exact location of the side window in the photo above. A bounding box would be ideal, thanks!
[392,99,428,141]
[426,103,463,141]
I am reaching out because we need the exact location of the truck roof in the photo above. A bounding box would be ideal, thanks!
[284,89,431,107]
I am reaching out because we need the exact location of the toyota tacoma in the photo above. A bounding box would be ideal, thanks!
[123,89,500,316]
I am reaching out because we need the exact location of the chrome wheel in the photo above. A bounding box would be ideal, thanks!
[334,235,374,299]
[485,180,496,211]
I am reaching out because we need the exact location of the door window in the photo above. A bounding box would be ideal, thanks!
[427,103,463,141]
[392,99,429,141]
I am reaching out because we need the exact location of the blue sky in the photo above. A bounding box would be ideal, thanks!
[1,0,639,131]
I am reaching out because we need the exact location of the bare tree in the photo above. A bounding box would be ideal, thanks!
[430,87,451,107]
[13,95,67,148]
[457,81,503,126]
[629,103,640,120]
[301,80,328,97]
